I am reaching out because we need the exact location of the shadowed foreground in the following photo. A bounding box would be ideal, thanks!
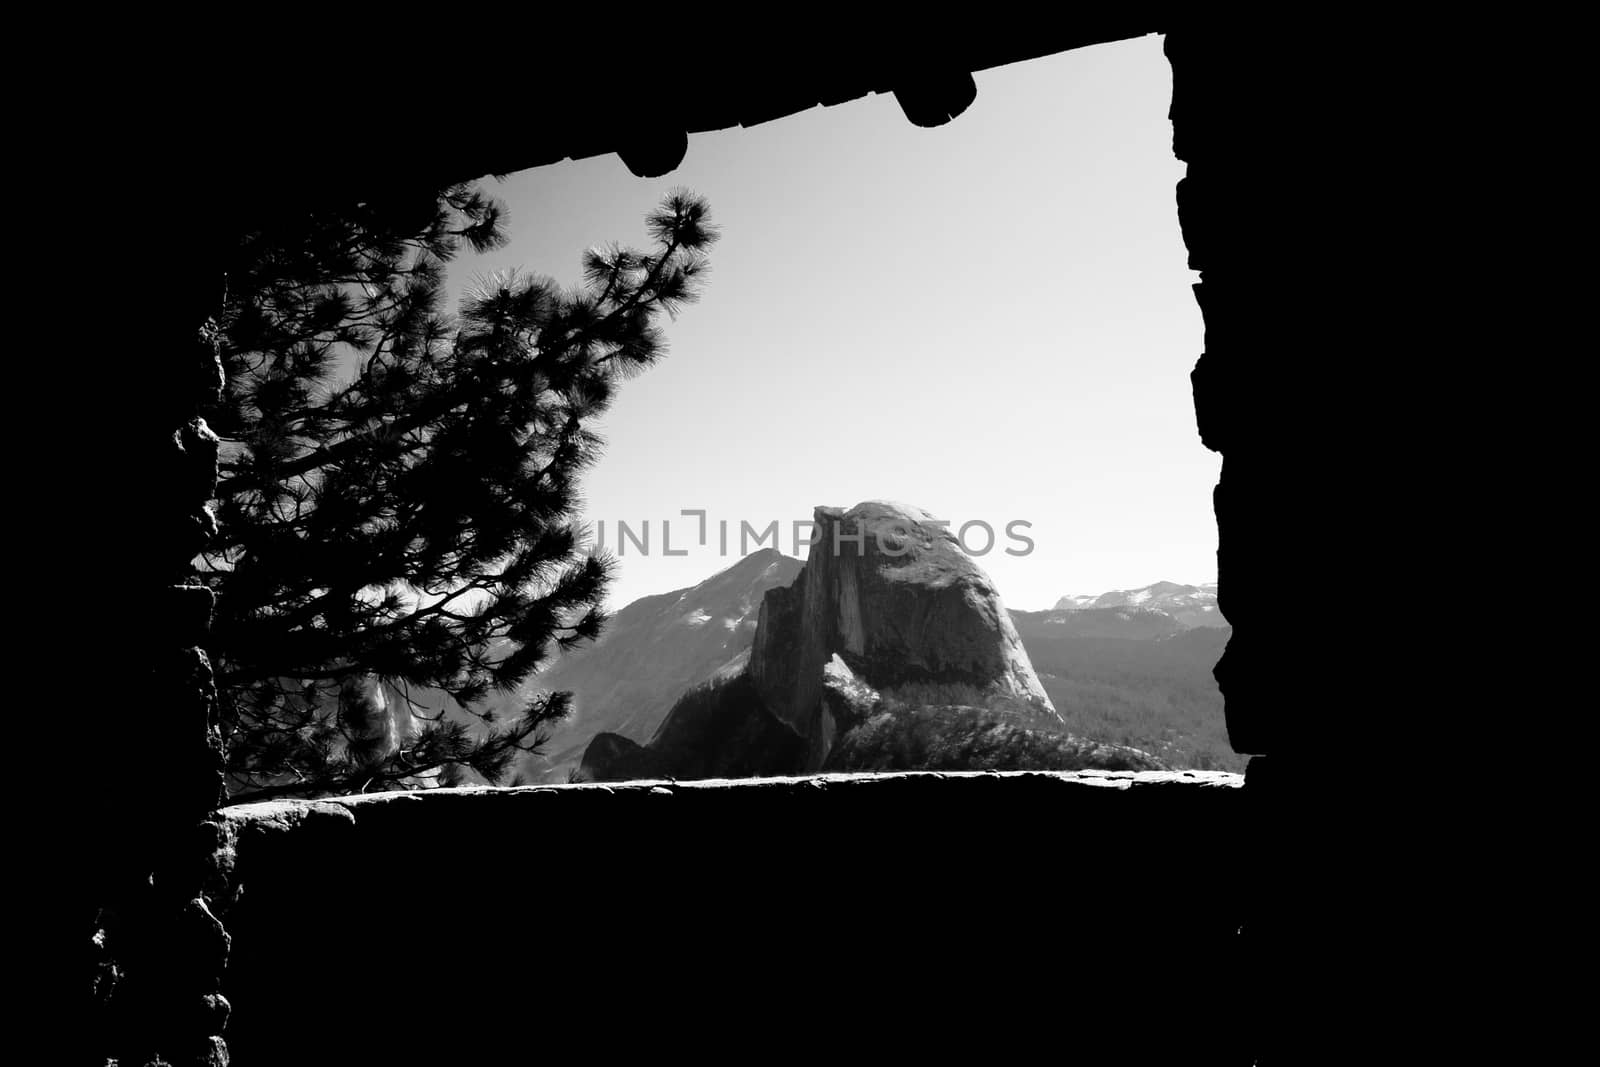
[216,771,1249,1062]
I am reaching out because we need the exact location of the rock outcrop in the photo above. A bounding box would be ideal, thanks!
[812,651,1160,773]
[575,673,805,782]
[580,501,1165,781]
[750,501,1059,768]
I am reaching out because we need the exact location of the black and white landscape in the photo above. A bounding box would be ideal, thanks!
[192,34,1226,803]
[100,18,1448,1064]
[446,501,1235,784]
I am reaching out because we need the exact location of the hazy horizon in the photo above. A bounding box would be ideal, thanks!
[622,539,1214,612]
[443,33,1215,613]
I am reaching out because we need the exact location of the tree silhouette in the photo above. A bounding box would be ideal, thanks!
[198,184,718,800]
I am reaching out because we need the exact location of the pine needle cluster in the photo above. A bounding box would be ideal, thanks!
[199,185,718,800]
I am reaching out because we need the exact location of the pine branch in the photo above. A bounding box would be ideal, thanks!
[213,224,698,498]
[211,191,714,798]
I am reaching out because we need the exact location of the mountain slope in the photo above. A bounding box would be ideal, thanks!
[517,547,803,781]
[1010,612,1237,771]
[1011,606,1187,640]
[463,557,1238,782]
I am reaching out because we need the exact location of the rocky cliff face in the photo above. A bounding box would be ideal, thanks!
[581,502,1163,781]
[750,502,1057,768]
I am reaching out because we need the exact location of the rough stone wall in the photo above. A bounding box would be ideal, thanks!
[215,772,1248,1063]
[87,20,1402,1063]
[1165,23,1403,1062]
[88,270,233,1065]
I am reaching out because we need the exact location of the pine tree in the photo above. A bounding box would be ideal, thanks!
[198,184,718,801]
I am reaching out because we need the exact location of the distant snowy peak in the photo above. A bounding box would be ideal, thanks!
[1053,580,1213,611]
[1052,581,1225,628]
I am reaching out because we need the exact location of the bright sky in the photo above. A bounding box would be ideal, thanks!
[444,33,1216,612]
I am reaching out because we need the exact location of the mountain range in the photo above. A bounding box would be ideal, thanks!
[576,502,1164,782]
[503,523,1234,781]
[1051,580,1226,629]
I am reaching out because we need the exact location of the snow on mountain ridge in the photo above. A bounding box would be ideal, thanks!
[1051,581,1227,628]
